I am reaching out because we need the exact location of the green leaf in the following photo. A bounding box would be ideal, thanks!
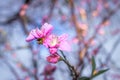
[79,77,90,80]
[91,56,96,75]
[92,69,109,78]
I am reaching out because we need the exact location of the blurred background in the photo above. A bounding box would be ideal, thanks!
[0,0,120,80]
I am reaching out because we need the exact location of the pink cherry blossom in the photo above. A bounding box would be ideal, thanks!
[26,23,71,63]
[43,34,71,54]
[47,54,60,63]
[44,34,59,48]
[26,23,53,42]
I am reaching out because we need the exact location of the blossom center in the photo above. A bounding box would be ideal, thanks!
[37,38,44,44]
[50,37,59,47]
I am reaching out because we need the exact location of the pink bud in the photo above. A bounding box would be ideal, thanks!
[98,29,105,35]
[21,4,28,10]
[47,54,60,63]
[19,10,26,16]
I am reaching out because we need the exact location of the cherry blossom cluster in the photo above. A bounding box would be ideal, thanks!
[26,23,71,63]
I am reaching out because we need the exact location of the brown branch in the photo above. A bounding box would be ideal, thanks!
[42,0,57,24]
[20,15,39,80]
[68,0,120,76]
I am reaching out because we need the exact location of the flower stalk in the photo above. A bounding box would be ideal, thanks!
[60,51,78,80]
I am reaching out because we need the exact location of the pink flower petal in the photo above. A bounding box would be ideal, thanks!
[41,23,53,36]
[59,41,71,52]
[36,28,43,38]
[26,23,54,43]
[26,32,35,42]
[31,29,40,38]
[58,34,68,42]
[43,34,59,48]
